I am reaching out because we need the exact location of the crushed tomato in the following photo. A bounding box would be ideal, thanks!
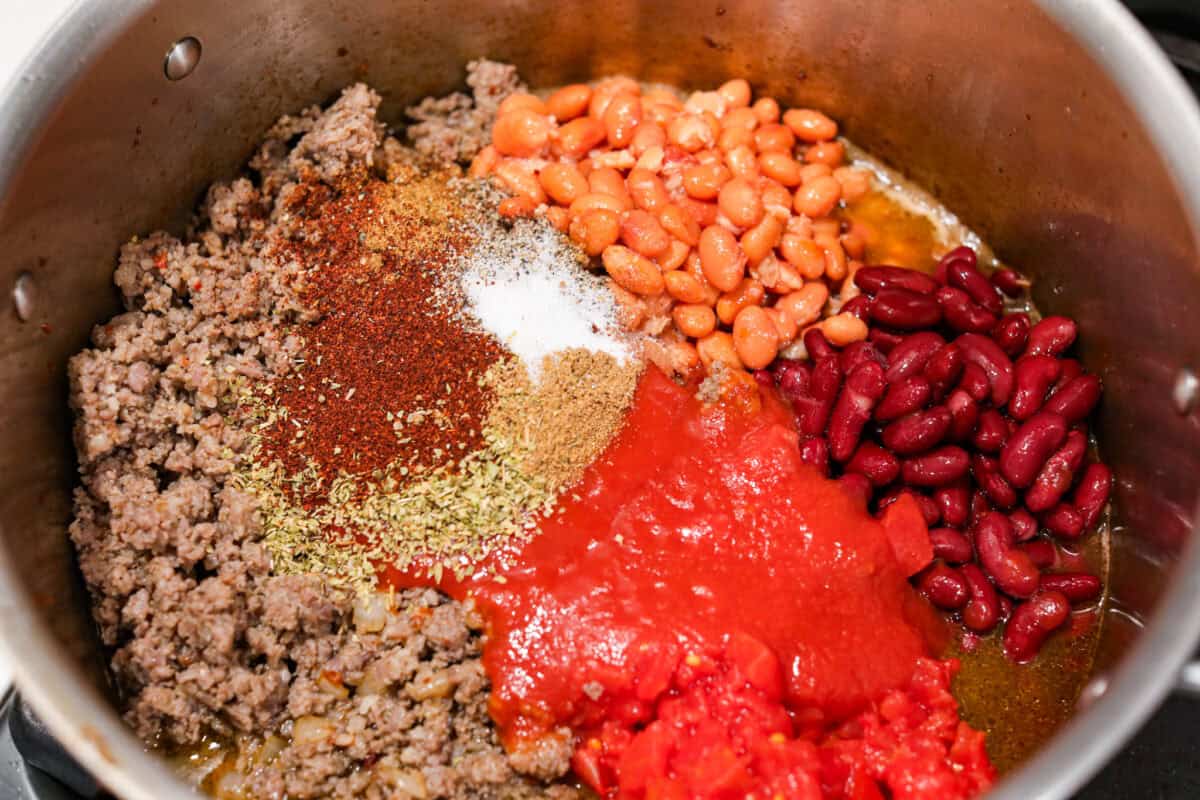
[393,367,995,798]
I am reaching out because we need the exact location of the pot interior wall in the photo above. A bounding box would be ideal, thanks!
[0,0,1197,789]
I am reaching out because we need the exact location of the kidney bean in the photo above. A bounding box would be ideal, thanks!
[969,488,993,527]
[1073,462,1112,529]
[974,512,1040,598]
[933,483,971,528]
[972,453,1019,509]
[854,265,940,296]
[901,446,970,487]
[1025,430,1087,512]
[869,327,905,354]
[935,246,977,286]
[882,406,953,455]
[956,333,1015,407]
[1020,539,1058,569]
[803,327,837,361]
[1042,503,1085,539]
[885,332,946,383]
[828,361,887,462]
[870,288,943,329]
[946,389,979,441]
[841,295,874,321]
[798,436,830,476]
[991,268,1029,297]
[875,376,933,422]
[946,259,1004,315]
[992,312,1031,357]
[999,411,1067,488]
[960,563,1001,633]
[972,409,1009,453]
[937,285,998,333]
[1025,316,1077,358]
[913,492,941,526]
[1003,591,1070,663]
[929,527,973,564]
[998,595,1015,623]
[917,563,969,610]
[839,341,885,375]
[1040,573,1102,603]
[846,441,900,487]
[772,359,812,403]
[793,357,842,436]
[1009,355,1062,421]
[1009,508,1039,542]
[922,344,964,395]
[839,472,873,507]
[956,362,991,403]
[1050,358,1083,394]
[1043,374,1102,425]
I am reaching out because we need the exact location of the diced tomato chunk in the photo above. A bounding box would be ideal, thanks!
[879,493,934,577]
[725,631,784,701]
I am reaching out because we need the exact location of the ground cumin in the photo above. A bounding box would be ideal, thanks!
[486,349,642,490]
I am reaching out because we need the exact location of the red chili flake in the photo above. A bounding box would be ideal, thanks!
[39,323,52,334]
[153,251,168,271]
[193,281,202,291]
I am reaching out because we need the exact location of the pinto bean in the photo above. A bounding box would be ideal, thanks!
[545,84,592,121]
[698,225,747,292]
[602,245,665,296]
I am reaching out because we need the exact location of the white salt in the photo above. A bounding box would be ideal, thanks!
[458,221,634,379]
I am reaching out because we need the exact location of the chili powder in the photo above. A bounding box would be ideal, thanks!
[253,167,505,491]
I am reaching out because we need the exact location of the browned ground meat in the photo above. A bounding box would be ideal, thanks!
[405,59,524,164]
[67,65,578,798]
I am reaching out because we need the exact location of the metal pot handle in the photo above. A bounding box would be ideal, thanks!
[1175,660,1200,697]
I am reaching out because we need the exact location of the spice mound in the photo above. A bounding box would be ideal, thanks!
[237,163,641,588]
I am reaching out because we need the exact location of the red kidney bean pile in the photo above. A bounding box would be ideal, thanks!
[763,246,1112,663]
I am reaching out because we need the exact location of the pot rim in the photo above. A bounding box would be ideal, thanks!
[0,2,1198,799]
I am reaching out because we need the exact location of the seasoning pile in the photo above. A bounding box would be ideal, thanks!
[236,161,641,588]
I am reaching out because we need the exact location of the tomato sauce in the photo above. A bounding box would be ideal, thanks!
[387,366,995,797]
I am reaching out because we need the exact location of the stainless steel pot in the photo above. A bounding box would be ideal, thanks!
[1,1,1199,797]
